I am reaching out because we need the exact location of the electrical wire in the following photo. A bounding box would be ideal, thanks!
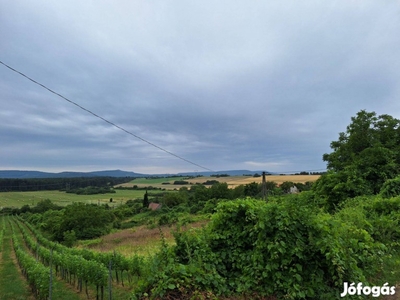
[0,60,214,172]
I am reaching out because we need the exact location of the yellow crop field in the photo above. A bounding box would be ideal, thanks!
[188,175,320,188]
[119,175,320,190]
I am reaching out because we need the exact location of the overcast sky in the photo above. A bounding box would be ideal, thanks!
[1,1,399,174]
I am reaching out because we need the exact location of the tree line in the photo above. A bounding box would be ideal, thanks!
[0,176,132,192]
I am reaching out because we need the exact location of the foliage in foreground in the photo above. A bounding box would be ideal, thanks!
[131,194,393,299]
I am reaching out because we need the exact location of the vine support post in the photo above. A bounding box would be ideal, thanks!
[262,171,267,201]
[108,260,112,300]
[49,248,53,300]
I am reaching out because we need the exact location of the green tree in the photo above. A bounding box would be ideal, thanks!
[190,184,210,203]
[232,184,245,199]
[63,230,77,247]
[57,203,114,240]
[20,204,31,214]
[143,190,149,208]
[380,175,400,198]
[279,181,295,194]
[38,209,64,239]
[313,169,372,210]
[265,181,278,191]
[32,199,60,213]
[163,192,187,207]
[244,182,260,197]
[209,182,231,199]
[316,110,400,209]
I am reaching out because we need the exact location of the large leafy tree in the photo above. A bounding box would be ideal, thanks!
[57,202,114,240]
[315,110,400,209]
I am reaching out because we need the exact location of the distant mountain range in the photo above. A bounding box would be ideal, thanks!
[0,170,145,179]
[0,169,269,179]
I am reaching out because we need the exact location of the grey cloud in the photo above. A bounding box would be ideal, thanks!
[1,1,400,173]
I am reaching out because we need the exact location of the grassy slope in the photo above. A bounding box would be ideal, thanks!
[79,224,184,257]
[77,207,209,256]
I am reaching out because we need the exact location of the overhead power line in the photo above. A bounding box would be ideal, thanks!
[0,60,214,172]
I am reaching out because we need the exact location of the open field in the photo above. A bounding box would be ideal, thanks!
[117,174,321,190]
[0,189,146,209]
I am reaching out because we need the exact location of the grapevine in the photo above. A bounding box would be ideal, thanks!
[10,220,50,300]
[14,217,109,299]
[17,216,133,284]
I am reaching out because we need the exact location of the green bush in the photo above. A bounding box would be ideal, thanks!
[133,196,387,299]
[365,197,400,249]
[338,195,400,249]
[173,180,189,185]
[163,192,187,207]
[158,213,178,226]
[189,201,206,214]
[56,203,114,241]
[380,176,400,198]
[132,229,226,300]
[62,230,77,247]
[200,198,230,214]
[130,192,400,299]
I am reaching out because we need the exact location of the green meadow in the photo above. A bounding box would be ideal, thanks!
[0,189,146,208]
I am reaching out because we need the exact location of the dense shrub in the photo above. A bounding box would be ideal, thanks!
[133,196,386,299]
[380,176,400,198]
[338,195,400,250]
[158,212,179,226]
[202,180,219,185]
[200,198,228,214]
[162,192,187,207]
[55,203,114,241]
[132,229,226,300]
[189,201,206,214]
[201,199,384,298]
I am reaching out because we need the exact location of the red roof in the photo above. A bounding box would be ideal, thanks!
[148,202,162,210]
